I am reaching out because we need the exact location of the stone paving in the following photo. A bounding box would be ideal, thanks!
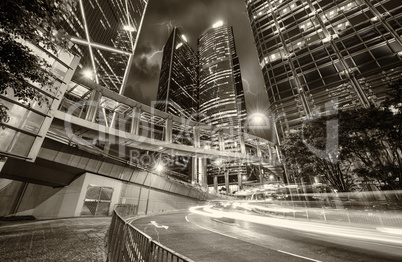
[0,217,111,262]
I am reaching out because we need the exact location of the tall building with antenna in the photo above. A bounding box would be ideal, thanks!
[245,0,402,140]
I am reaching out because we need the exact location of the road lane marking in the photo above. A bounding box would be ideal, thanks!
[194,224,238,239]
[277,250,322,262]
[151,221,169,230]
[185,216,189,222]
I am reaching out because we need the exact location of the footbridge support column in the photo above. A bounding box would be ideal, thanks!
[191,126,207,187]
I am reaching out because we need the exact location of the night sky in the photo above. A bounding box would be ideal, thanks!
[125,0,270,117]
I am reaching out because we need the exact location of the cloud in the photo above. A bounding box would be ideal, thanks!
[132,54,160,81]
[125,81,156,105]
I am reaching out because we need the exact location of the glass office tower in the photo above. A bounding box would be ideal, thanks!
[245,0,402,139]
[198,21,247,130]
[61,0,148,93]
[197,22,249,190]
[156,28,198,120]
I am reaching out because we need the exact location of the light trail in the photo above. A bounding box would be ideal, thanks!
[189,205,402,246]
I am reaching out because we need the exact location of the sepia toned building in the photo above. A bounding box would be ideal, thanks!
[245,0,402,139]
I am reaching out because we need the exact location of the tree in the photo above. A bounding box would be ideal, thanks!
[0,0,77,127]
[339,81,402,190]
[281,81,402,191]
[281,119,357,193]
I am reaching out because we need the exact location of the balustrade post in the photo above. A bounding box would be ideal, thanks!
[165,116,173,143]
[214,176,218,194]
[256,139,262,158]
[85,91,101,122]
[130,106,141,135]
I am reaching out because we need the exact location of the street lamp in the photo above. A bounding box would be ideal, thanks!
[82,69,94,80]
[155,163,164,173]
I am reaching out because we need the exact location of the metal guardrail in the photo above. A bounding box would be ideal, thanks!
[108,205,195,262]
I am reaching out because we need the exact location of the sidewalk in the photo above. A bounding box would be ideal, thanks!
[0,216,111,262]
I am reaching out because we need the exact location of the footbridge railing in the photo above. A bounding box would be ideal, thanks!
[54,76,281,168]
[108,205,195,262]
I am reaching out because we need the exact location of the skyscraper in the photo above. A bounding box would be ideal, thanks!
[61,0,148,94]
[198,21,247,130]
[155,21,249,190]
[245,0,402,139]
[197,21,248,190]
[156,27,198,120]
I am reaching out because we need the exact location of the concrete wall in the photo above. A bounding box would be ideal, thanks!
[0,171,205,219]
[0,179,25,216]
[119,182,202,215]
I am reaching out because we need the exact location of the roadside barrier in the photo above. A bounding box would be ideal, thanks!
[108,205,195,262]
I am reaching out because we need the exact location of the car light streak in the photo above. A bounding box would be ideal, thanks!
[376,227,402,235]
[189,206,223,218]
[189,205,402,246]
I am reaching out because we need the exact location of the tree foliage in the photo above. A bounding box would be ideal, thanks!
[0,0,77,127]
[281,119,356,192]
[281,81,402,191]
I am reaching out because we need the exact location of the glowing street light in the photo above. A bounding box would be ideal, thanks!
[247,112,269,130]
[214,159,223,166]
[155,163,164,173]
[82,69,94,80]
[250,113,266,125]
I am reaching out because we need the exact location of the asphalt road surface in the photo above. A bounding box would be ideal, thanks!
[131,209,402,262]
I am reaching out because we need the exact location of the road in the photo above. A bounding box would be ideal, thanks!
[131,208,402,262]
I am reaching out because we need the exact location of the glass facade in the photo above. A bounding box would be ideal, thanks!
[61,0,148,93]
[197,22,249,185]
[156,28,198,121]
[0,41,79,160]
[245,0,402,139]
[198,23,247,130]
[155,22,250,185]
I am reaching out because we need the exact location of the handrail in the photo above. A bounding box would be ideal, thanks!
[108,205,195,262]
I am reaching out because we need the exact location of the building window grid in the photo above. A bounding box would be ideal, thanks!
[248,0,402,138]
[261,10,401,88]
